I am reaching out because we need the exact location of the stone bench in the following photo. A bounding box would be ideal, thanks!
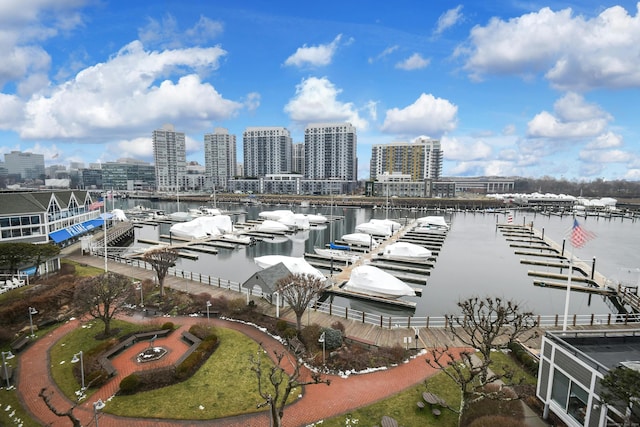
[10,335,30,353]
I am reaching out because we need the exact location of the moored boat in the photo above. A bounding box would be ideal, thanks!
[343,265,415,298]
[382,242,432,262]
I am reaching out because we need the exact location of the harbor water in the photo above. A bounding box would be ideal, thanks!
[115,199,639,318]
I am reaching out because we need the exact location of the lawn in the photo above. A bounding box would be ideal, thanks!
[106,327,293,419]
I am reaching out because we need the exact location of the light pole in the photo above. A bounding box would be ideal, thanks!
[28,306,38,338]
[93,399,105,427]
[206,300,211,321]
[135,282,144,307]
[318,332,325,365]
[1,351,14,389]
[71,351,85,391]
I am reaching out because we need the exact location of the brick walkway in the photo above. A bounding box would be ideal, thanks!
[17,312,462,427]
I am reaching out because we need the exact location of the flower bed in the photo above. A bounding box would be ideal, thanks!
[136,347,167,363]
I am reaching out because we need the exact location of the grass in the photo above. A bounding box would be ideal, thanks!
[0,389,42,427]
[106,327,293,419]
[318,369,462,427]
[61,259,107,277]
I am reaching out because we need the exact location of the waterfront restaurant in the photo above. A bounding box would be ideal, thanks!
[537,329,640,426]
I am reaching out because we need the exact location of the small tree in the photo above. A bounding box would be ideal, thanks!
[275,273,325,332]
[426,296,538,421]
[600,365,640,427]
[142,247,179,298]
[250,344,330,427]
[74,272,132,336]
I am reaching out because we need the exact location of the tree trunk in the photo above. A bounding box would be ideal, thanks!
[295,313,303,332]
[271,404,282,427]
[103,318,111,336]
[158,276,165,297]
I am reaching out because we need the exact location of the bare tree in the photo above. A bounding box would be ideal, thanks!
[250,344,330,427]
[142,247,179,298]
[275,273,325,332]
[38,387,82,427]
[426,297,538,420]
[74,272,132,336]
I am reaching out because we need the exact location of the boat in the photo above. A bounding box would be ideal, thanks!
[341,232,378,248]
[355,221,392,237]
[416,216,449,229]
[258,210,294,221]
[382,242,432,262]
[370,218,402,233]
[168,211,192,222]
[169,215,233,240]
[218,233,254,245]
[305,214,328,224]
[313,244,360,263]
[254,255,326,280]
[343,265,415,298]
[278,213,310,230]
[256,220,290,233]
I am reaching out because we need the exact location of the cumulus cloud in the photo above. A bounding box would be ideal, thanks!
[395,53,430,70]
[434,5,463,35]
[368,45,399,64]
[456,4,640,90]
[244,92,261,113]
[284,34,343,67]
[440,135,491,161]
[527,93,611,139]
[381,93,457,136]
[284,76,368,129]
[579,149,631,163]
[585,132,623,149]
[16,41,242,140]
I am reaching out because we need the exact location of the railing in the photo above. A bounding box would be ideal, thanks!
[106,255,640,330]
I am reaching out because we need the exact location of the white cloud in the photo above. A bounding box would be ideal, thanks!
[585,132,623,149]
[579,149,632,163]
[434,5,463,35]
[284,76,368,129]
[17,41,242,140]
[139,14,223,49]
[527,93,611,138]
[368,45,399,64]
[441,135,491,161]
[244,92,261,113]
[457,4,640,90]
[114,137,153,160]
[0,94,24,130]
[381,93,457,136]
[395,53,430,71]
[284,34,343,68]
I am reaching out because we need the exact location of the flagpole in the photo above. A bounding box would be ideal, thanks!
[562,251,573,332]
[103,200,108,273]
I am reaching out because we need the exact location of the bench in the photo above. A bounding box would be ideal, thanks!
[175,331,202,366]
[432,408,441,417]
[380,415,399,427]
[99,329,174,377]
[345,336,377,349]
[10,335,30,353]
[416,401,425,410]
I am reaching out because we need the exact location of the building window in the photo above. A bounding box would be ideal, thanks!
[551,369,588,426]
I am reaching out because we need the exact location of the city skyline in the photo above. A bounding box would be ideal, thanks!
[0,1,639,181]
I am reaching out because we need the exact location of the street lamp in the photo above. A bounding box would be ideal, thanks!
[206,301,211,321]
[135,282,144,307]
[71,351,85,391]
[1,351,14,389]
[318,332,326,365]
[28,306,38,338]
[93,399,106,427]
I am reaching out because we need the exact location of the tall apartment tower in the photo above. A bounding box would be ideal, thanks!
[304,123,357,181]
[370,137,442,181]
[4,151,45,180]
[292,143,305,175]
[243,127,292,177]
[152,123,186,192]
[204,127,237,190]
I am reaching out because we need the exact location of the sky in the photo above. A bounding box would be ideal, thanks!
[0,1,639,182]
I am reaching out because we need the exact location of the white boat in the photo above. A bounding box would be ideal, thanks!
[189,206,222,217]
[305,214,328,224]
[254,255,326,281]
[258,210,294,221]
[278,213,310,230]
[169,215,233,239]
[343,265,415,298]
[370,218,402,233]
[168,211,192,222]
[355,221,392,237]
[313,247,360,263]
[382,242,432,262]
[341,233,378,247]
[416,216,449,229]
[218,233,254,245]
[256,220,290,233]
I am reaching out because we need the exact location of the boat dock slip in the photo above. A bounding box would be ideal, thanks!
[323,286,418,309]
[533,280,615,295]
[527,270,599,287]
[368,259,432,276]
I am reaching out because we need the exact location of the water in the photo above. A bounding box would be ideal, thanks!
[114,198,640,318]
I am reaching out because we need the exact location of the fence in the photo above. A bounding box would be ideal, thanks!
[106,255,640,330]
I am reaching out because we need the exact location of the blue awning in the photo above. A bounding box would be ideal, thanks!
[48,216,111,244]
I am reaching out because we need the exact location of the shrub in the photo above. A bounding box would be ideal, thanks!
[322,327,343,351]
[161,321,175,331]
[300,324,322,352]
[119,374,141,395]
[467,415,528,427]
[282,327,297,339]
[59,262,76,275]
[189,323,214,340]
[275,320,289,333]
[228,298,246,314]
[330,321,345,333]
[508,341,539,376]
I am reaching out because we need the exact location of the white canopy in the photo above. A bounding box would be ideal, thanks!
[254,255,326,281]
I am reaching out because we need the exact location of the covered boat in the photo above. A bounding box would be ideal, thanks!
[343,265,415,298]
[254,255,326,281]
[370,218,402,233]
[258,210,294,221]
[313,246,360,263]
[278,213,310,230]
[256,220,290,233]
[305,214,328,224]
[382,242,432,262]
[169,215,233,239]
[341,233,378,247]
[355,221,392,237]
[416,216,449,229]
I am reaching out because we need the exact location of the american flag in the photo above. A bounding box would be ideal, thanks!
[507,212,513,224]
[89,198,104,211]
[570,219,595,248]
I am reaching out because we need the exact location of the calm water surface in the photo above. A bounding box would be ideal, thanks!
[116,199,639,318]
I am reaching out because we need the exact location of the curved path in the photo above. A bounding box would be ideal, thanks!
[17,313,462,427]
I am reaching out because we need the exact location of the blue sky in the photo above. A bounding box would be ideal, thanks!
[0,1,639,181]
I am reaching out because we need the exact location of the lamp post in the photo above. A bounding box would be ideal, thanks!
[71,351,85,391]
[206,300,211,321]
[93,399,105,427]
[1,351,14,389]
[28,306,38,338]
[318,332,326,365]
[135,282,144,307]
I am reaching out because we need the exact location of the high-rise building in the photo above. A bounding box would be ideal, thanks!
[292,143,305,175]
[369,137,442,181]
[243,127,292,177]
[152,124,186,192]
[304,123,357,182]
[4,151,45,180]
[204,128,237,191]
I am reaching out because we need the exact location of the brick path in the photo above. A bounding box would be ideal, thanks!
[16,313,462,427]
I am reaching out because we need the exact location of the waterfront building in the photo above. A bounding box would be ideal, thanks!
[366,172,432,198]
[228,174,353,195]
[185,162,207,191]
[102,159,155,191]
[304,123,357,182]
[4,151,46,181]
[79,167,102,189]
[370,137,442,182]
[204,127,237,191]
[292,142,305,175]
[153,124,186,192]
[438,176,515,195]
[243,127,292,177]
[537,329,640,426]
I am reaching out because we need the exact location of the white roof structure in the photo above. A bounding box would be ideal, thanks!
[254,255,325,281]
